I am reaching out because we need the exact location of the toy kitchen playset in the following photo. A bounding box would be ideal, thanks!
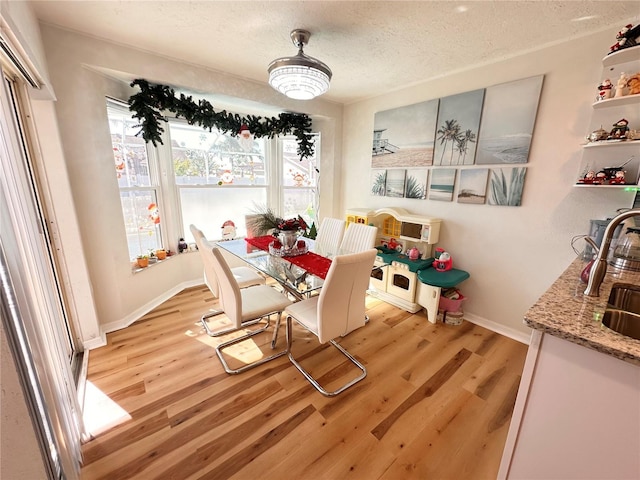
[345,207,470,323]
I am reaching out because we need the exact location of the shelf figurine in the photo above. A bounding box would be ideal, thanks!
[586,126,608,143]
[627,73,640,96]
[608,118,630,140]
[577,170,597,184]
[615,72,628,98]
[609,170,626,185]
[609,23,640,54]
[597,78,613,101]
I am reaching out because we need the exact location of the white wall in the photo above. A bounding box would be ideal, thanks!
[0,0,54,99]
[342,29,636,339]
[36,25,342,340]
[21,21,639,343]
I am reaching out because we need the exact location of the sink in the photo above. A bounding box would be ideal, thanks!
[602,309,640,341]
[606,284,640,314]
[602,284,640,340]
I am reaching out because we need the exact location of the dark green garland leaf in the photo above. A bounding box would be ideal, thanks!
[128,79,315,161]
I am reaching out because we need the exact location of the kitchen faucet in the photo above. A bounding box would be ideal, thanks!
[584,208,640,297]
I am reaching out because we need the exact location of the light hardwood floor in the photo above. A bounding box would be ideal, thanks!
[80,285,527,479]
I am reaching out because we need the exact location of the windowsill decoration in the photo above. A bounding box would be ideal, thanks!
[128,79,315,161]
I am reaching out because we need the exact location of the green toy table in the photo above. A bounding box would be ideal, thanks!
[416,267,470,324]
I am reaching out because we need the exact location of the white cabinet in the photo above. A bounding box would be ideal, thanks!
[499,331,640,479]
[577,45,640,186]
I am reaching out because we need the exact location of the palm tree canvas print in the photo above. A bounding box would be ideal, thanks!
[370,169,387,196]
[433,89,484,166]
[428,168,456,201]
[476,75,544,165]
[457,168,489,204]
[385,169,406,197]
[488,167,527,206]
[371,99,439,168]
[404,169,428,199]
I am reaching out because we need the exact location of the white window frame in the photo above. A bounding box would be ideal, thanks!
[278,134,320,228]
[107,101,167,259]
[106,108,320,256]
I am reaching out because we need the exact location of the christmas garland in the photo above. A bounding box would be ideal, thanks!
[128,79,315,160]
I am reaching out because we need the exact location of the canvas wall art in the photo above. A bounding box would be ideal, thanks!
[433,89,485,166]
[370,169,387,196]
[487,167,527,206]
[428,168,456,201]
[475,75,544,165]
[371,99,439,168]
[457,168,489,204]
[404,169,428,199]
[385,169,406,197]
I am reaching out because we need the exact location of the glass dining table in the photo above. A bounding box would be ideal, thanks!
[216,236,331,300]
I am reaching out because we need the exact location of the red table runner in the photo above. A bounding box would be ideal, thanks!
[245,236,332,279]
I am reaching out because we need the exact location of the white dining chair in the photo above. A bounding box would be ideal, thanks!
[339,223,378,255]
[207,242,293,374]
[314,217,346,258]
[190,224,266,337]
[284,248,377,396]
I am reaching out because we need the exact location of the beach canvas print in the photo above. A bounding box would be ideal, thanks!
[457,169,489,204]
[385,169,406,197]
[429,168,456,201]
[433,89,485,166]
[476,75,544,165]
[371,99,439,168]
[488,167,527,206]
[404,169,428,199]
[370,169,387,196]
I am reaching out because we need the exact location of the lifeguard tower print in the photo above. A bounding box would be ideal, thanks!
[371,99,439,168]
[372,129,399,156]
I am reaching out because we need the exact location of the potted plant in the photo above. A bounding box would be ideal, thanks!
[155,249,167,260]
[136,255,149,268]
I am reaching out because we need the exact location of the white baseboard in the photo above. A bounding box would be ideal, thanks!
[462,311,531,345]
[87,279,204,349]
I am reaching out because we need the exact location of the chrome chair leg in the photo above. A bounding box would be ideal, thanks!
[215,313,286,374]
[286,316,367,397]
[271,312,283,349]
[201,310,266,337]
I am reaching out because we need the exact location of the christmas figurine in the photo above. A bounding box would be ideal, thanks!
[609,170,626,184]
[597,78,613,101]
[609,23,640,53]
[577,170,597,184]
[608,118,630,140]
[221,220,236,240]
[148,203,160,224]
[238,124,253,152]
[615,72,629,98]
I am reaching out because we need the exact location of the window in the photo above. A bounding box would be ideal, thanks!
[281,135,319,229]
[107,105,320,259]
[169,121,268,240]
[107,104,163,259]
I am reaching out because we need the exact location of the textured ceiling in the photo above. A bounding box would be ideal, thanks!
[28,0,640,104]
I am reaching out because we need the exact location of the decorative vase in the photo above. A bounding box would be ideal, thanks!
[277,230,299,250]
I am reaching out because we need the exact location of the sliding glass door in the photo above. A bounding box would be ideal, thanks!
[0,68,82,478]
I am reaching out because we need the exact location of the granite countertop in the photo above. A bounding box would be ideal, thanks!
[525,257,640,366]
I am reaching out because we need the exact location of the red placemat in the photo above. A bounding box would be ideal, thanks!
[245,236,332,279]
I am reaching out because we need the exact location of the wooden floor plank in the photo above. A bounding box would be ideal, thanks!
[80,285,528,479]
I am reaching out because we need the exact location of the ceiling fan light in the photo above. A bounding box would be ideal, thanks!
[267,29,332,100]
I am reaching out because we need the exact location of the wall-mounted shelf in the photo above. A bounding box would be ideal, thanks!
[602,45,640,68]
[592,93,640,109]
[582,140,640,149]
[574,184,640,189]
